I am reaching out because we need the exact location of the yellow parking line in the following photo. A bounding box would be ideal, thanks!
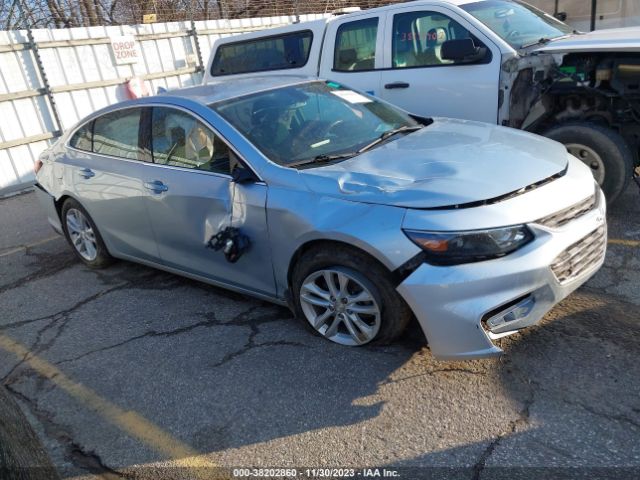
[0,235,61,258]
[0,334,216,470]
[608,238,640,248]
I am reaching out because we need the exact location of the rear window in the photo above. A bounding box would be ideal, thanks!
[93,108,143,160]
[69,121,93,152]
[210,30,313,76]
[334,17,379,71]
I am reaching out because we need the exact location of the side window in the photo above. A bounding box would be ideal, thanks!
[392,11,479,68]
[211,31,313,76]
[69,121,93,152]
[334,17,378,72]
[93,108,143,160]
[151,107,231,175]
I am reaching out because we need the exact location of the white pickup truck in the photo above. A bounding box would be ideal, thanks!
[203,0,640,202]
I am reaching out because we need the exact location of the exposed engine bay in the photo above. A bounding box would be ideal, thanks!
[500,51,640,159]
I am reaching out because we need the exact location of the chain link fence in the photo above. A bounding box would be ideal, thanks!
[2,0,405,29]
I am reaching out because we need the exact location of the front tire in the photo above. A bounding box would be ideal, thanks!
[292,246,412,346]
[61,198,113,269]
[543,122,633,204]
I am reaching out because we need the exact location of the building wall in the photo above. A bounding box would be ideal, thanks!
[526,0,640,31]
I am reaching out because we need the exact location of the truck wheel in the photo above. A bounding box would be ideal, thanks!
[543,122,633,204]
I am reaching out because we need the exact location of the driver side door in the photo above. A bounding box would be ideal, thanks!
[378,5,501,123]
[141,105,276,297]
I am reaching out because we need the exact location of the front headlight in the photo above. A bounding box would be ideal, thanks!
[403,225,534,265]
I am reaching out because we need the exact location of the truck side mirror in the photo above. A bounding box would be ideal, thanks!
[441,39,487,64]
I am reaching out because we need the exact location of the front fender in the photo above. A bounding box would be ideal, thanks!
[267,187,420,298]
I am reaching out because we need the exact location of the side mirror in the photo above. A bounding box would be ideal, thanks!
[441,39,487,64]
[555,11,568,21]
[231,164,257,184]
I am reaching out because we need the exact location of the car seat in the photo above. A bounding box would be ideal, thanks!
[394,36,419,68]
[337,48,357,70]
[419,27,448,65]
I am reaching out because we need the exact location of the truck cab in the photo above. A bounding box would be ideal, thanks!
[204,0,640,203]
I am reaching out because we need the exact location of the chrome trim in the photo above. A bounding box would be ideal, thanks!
[551,225,607,285]
[65,103,265,183]
[536,191,597,229]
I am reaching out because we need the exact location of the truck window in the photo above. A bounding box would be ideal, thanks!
[210,31,313,76]
[392,11,475,68]
[333,18,378,72]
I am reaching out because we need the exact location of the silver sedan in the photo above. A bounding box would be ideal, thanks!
[34,76,606,360]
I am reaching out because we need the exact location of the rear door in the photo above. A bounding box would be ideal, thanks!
[378,4,501,123]
[321,12,385,97]
[140,106,275,297]
[67,107,159,261]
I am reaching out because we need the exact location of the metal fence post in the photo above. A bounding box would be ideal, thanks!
[590,0,598,31]
[17,1,63,138]
[293,0,301,23]
[190,20,205,74]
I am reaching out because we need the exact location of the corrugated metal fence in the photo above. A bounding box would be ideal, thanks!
[0,14,327,196]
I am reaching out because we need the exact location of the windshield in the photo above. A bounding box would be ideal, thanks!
[461,0,574,49]
[212,81,418,167]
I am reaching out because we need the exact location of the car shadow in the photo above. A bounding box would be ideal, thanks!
[378,286,640,478]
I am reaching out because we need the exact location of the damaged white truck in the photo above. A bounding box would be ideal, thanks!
[203,0,640,203]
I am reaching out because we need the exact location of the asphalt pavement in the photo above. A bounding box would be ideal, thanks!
[0,186,639,479]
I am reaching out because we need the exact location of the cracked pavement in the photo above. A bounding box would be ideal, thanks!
[0,187,639,479]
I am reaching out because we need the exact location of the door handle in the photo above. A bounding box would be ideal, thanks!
[144,180,169,194]
[384,82,410,89]
[78,168,95,179]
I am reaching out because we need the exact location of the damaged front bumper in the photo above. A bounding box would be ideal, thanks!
[396,190,607,361]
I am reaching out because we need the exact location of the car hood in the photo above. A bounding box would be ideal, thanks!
[299,118,568,209]
[534,27,640,53]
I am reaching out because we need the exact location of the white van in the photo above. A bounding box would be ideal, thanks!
[203,0,640,203]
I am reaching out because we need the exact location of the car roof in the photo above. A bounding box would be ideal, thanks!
[159,75,317,105]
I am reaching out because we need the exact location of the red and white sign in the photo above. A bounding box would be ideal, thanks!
[110,35,140,65]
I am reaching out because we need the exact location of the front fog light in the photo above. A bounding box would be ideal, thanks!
[486,296,535,330]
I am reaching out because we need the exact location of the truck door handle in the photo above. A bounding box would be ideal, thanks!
[144,180,168,194]
[78,168,95,179]
[384,82,410,89]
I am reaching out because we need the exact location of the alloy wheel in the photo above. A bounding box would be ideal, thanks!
[299,268,381,346]
[66,208,98,261]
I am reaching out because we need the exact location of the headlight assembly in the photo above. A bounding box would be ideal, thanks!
[403,225,534,265]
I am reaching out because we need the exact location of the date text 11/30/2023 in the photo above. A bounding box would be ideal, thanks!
[232,468,400,478]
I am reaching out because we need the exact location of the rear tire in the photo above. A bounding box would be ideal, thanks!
[292,245,413,346]
[543,122,633,204]
[61,198,113,269]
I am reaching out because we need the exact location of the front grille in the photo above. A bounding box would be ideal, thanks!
[551,226,606,284]
[537,193,596,228]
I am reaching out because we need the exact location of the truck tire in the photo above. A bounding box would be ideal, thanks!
[543,122,633,204]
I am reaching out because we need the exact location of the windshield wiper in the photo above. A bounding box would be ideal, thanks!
[358,125,424,154]
[287,152,357,168]
[521,34,572,49]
